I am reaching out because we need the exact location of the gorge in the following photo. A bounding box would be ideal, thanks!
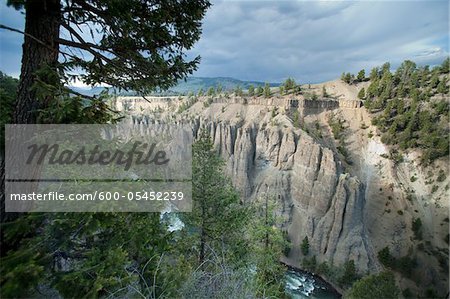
[112,76,449,297]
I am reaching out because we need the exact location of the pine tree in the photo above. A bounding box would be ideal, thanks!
[284,77,296,92]
[429,73,439,89]
[301,236,309,255]
[235,85,243,97]
[339,260,357,286]
[263,83,271,98]
[345,272,399,299]
[441,57,449,74]
[357,69,366,81]
[216,84,223,94]
[248,85,255,96]
[207,86,215,96]
[322,86,328,97]
[344,73,352,84]
[5,0,211,125]
[183,132,249,265]
[437,79,448,95]
[377,247,395,268]
[370,67,379,81]
[256,85,264,96]
[250,196,288,298]
[358,87,366,99]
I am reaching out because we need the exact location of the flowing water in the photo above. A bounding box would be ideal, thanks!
[161,212,340,299]
[285,268,340,299]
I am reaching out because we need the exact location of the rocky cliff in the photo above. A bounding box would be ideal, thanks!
[117,80,449,295]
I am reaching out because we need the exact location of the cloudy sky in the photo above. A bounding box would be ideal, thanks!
[0,0,448,84]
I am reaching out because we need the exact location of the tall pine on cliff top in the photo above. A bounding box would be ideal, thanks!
[182,131,250,265]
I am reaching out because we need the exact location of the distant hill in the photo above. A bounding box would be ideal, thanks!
[168,77,279,94]
[69,77,280,96]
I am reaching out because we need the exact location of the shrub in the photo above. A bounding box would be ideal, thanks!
[303,256,317,272]
[301,236,309,256]
[431,185,438,193]
[339,260,357,286]
[412,218,422,240]
[345,272,399,299]
[378,247,395,268]
[437,170,446,182]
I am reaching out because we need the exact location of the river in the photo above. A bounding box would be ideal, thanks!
[161,211,341,298]
[285,267,341,299]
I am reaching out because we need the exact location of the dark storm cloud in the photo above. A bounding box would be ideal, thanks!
[1,1,448,83]
[190,0,449,83]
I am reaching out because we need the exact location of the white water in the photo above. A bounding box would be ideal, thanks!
[161,213,339,298]
[284,270,339,299]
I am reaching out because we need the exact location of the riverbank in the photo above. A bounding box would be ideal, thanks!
[281,260,343,298]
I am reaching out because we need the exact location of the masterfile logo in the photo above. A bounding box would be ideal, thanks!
[5,123,192,212]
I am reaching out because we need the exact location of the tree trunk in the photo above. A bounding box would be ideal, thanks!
[14,0,61,124]
[1,0,60,247]
[199,206,206,264]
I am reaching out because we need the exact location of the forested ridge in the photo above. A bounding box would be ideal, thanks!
[348,59,449,164]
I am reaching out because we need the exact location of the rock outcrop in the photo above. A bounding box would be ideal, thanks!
[130,114,376,272]
[120,78,449,295]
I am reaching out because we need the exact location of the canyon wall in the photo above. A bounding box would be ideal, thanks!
[129,114,377,273]
[119,89,449,295]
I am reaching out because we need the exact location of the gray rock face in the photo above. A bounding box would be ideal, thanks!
[191,118,375,272]
[129,114,376,272]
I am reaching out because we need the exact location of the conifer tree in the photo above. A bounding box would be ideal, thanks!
[358,87,366,99]
[263,83,271,98]
[357,69,366,81]
[183,132,249,265]
[301,236,309,255]
[256,85,264,96]
[248,85,255,96]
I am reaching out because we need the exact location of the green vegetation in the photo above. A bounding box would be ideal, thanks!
[436,169,447,182]
[263,83,271,98]
[345,272,399,299]
[412,217,423,240]
[207,86,215,96]
[322,86,328,97]
[357,69,366,82]
[362,59,450,164]
[341,72,354,84]
[1,133,288,298]
[303,255,317,272]
[0,71,18,153]
[178,96,198,113]
[248,84,255,96]
[203,96,214,107]
[378,247,395,268]
[301,236,310,255]
[339,260,358,286]
[283,77,296,91]
[250,195,290,297]
[377,246,417,278]
[328,112,352,164]
[328,113,346,140]
[234,85,243,97]
[292,110,300,128]
[256,85,264,96]
[358,87,366,100]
